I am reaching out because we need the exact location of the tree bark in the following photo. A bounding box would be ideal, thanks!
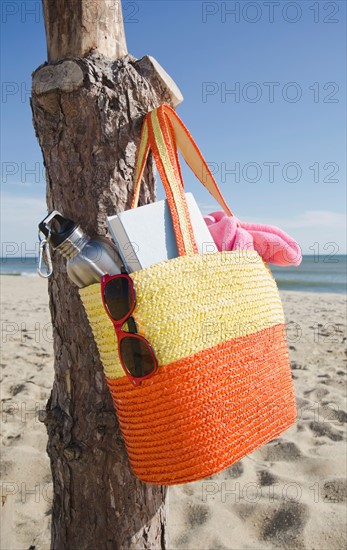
[31,25,182,550]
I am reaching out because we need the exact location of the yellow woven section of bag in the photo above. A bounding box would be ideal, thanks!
[79,250,285,379]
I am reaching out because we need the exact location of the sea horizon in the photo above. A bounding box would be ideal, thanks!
[1,255,346,295]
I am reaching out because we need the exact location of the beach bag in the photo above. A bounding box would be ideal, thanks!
[79,104,297,485]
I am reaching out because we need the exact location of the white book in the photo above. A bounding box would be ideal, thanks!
[106,193,217,272]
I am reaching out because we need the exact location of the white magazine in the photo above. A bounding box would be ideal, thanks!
[106,192,217,272]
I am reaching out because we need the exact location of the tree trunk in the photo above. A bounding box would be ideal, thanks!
[31,3,183,548]
[42,0,128,61]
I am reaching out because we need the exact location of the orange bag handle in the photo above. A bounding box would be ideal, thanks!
[131,104,233,256]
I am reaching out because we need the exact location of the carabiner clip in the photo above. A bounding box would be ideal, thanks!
[38,232,53,278]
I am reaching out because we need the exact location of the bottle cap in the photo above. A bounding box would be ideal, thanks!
[38,211,79,248]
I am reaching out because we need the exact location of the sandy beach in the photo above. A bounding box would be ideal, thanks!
[1,275,346,550]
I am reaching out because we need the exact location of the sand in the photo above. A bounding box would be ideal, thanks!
[1,275,346,550]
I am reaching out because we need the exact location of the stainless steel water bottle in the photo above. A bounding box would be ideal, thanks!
[38,211,122,287]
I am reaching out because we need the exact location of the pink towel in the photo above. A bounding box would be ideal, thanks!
[204,212,302,266]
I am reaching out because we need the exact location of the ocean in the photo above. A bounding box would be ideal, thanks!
[271,255,346,295]
[0,255,346,295]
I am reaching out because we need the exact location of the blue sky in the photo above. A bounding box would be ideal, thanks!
[1,0,346,256]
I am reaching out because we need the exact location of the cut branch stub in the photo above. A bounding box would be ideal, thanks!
[32,60,84,95]
[136,56,184,108]
[42,0,128,62]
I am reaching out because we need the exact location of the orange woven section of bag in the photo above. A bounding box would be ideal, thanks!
[106,324,296,485]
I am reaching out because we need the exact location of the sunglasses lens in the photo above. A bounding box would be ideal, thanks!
[120,336,156,378]
[104,277,132,321]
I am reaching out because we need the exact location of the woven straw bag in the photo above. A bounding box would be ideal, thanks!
[79,104,297,485]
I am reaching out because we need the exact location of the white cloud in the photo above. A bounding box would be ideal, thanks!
[278,210,346,229]
[198,205,346,230]
[1,193,47,257]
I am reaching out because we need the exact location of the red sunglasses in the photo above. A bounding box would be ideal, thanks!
[101,274,158,386]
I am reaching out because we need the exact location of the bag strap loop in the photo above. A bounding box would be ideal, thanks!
[131,104,233,256]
